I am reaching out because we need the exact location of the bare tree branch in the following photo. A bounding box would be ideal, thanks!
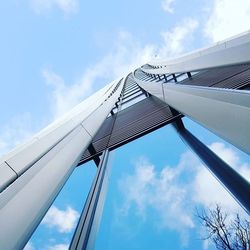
[196,205,250,250]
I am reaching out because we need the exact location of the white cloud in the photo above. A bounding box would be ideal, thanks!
[30,0,79,15]
[204,0,250,42]
[23,239,69,250]
[43,19,199,118]
[43,32,157,118]
[159,18,199,58]
[47,244,69,250]
[0,13,199,162]
[43,68,94,118]
[161,0,175,13]
[192,142,250,214]
[118,156,196,246]
[118,142,250,245]
[0,113,37,156]
[42,205,79,233]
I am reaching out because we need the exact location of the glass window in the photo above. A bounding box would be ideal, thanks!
[27,161,96,249]
[93,118,249,250]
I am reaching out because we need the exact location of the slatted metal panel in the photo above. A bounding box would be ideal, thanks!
[78,63,250,166]
[180,64,250,88]
[77,96,182,165]
[136,63,250,90]
[211,68,250,89]
[108,96,178,148]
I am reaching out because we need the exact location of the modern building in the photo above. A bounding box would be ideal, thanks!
[0,31,250,250]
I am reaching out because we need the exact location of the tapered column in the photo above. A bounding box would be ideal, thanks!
[141,31,250,75]
[173,119,250,214]
[0,79,124,250]
[134,74,250,155]
[70,150,110,250]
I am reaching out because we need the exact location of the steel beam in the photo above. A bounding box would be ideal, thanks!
[87,144,101,166]
[173,119,250,214]
[70,150,110,250]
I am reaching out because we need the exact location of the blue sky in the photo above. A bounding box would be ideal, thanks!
[0,0,250,249]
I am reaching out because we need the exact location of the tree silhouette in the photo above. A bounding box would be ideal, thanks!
[197,205,250,250]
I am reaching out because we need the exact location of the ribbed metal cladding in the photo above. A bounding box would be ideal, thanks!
[211,68,250,89]
[108,96,178,148]
[79,63,250,166]
[180,64,250,88]
[77,96,182,165]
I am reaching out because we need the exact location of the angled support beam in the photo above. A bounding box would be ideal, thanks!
[87,143,101,167]
[134,73,250,155]
[163,74,167,82]
[70,150,110,250]
[172,74,177,82]
[187,72,192,78]
[173,118,250,214]
[143,90,150,97]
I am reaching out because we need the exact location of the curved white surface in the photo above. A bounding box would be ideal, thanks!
[142,31,250,74]
[0,78,124,250]
[133,72,250,155]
